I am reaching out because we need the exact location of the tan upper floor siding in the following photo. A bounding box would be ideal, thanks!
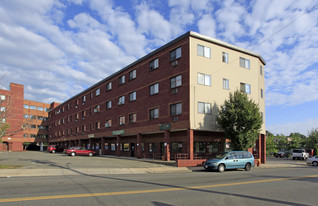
[189,34,265,134]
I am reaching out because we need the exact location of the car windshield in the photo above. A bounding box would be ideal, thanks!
[212,152,228,159]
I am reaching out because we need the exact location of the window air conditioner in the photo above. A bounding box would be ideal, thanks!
[172,60,178,67]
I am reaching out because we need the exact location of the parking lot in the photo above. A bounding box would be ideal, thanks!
[0,151,175,170]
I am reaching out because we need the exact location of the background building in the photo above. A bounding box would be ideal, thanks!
[0,83,50,151]
[48,31,266,165]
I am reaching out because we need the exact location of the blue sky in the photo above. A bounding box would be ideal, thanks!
[0,0,317,135]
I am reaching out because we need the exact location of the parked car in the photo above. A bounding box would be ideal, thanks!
[65,147,96,157]
[274,152,285,158]
[203,151,255,172]
[292,149,309,160]
[306,155,318,166]
[47,145,65,153]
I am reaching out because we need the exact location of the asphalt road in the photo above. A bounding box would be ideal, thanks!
[0,166,317,206]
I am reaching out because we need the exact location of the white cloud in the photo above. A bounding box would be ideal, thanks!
[198,14,216,38]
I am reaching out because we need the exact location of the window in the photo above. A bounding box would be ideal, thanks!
[170,47,181,61]
[198,102,212,114]
[37,107,43,111]
[0,95,5,101]
[222,52,229,63]
[223,78,229,90]
[45,108,49,112]
[129,70,136,80]
[119,116,125,125]
[96,88,100,96]
[240,57,250,69]
[94,105,100,113]
[129,113,137,123]
[194,142,206,153]
[197,45,211,58]
[30,115,36,119]
[23,133,29,138]
[149,108,159,119]
[170,75,182,88]
[30,134,36,138]
[82,95,86,103]
[106,101,112,109]
[240,83,251,94]
[95,122,101,129]
[23,104,29,109]
[123,143,130,152]
[172,142,183,153]
[118,96,125,105]
[82,110,86,118]
[149,58,159,70]
[105,119,112,127]
[30,124,36,129]
[148,143,157,152]
[170,103,182,115]
[119,75,125,85]
[129,91,136,102]
[197,73,211,86]
[260,66,263,75]
[261,89,264,98]
[90,92,93,99]
[30,105,36,110]
[150,83,159,95]
[111,144,116,151]
[106,82,112,91]
[23,114,29,119]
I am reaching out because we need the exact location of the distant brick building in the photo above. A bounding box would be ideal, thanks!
[48,31,266,165]
[0,83,50,151]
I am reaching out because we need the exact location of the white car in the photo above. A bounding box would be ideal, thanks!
[306,155,318,166]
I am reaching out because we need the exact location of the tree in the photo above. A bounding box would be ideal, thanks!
[0,94,10,142]
[217,90,263,151]
[266,131,278,155]
[305,129,318,154]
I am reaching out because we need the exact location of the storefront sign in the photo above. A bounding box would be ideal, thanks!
[112,130,124,135]
[159,123,171,131]
[88,134,95,138]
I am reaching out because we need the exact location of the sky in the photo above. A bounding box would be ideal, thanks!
[0,0,318,136]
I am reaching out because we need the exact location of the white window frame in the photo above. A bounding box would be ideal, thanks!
[106,82,112,91]
[129,91,136,102]
[96,88,100,96]
[149,58,159,70]
[170,47,181,61]
[197,45,211,58]
[197,73,211,86]
[106,101,112,109]
[150,83,159,95]
[119,75,125,85]
[198,102,212,115]
[223,78,229,90]
[118,96,125,105]
[240,83,251,94]
[170,75,182,88]
[149,108,159,119]
[222,52,229,63]
[129,70,136,80]
[240,57,250,69]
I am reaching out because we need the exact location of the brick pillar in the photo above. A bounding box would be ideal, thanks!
[78,139,82,147]
[136,133,142,159]
[164,130,170,161]
[261,134,266,164]
[88,138,92,149]
[187,129,194,160]
[101,137,105,155]
[116,135,120,156]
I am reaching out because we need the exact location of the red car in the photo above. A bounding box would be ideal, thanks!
[65,147,96,157]
[47,145,65,153]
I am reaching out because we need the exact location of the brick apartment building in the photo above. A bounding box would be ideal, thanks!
[0,83,50,151]
[47,31,266,165]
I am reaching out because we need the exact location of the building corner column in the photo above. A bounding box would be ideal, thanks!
[136,133,142,159]
[164,130,170,161]
[188,129,194,160]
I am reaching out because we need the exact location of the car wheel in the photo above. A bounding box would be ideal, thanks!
[52,150,56,154]
[218,164,225,172]
[71,152,76,157]
[245,163,251,171]
[88,152,93,157]
[313,161,318,166]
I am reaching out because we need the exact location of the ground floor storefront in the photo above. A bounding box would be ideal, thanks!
[49,129,266,166]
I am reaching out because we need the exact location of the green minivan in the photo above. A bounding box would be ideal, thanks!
[203,151,255,172]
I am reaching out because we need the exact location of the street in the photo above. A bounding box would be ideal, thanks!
[0,166,317,206]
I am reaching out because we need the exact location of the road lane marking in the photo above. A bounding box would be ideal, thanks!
[0,174,317,203]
